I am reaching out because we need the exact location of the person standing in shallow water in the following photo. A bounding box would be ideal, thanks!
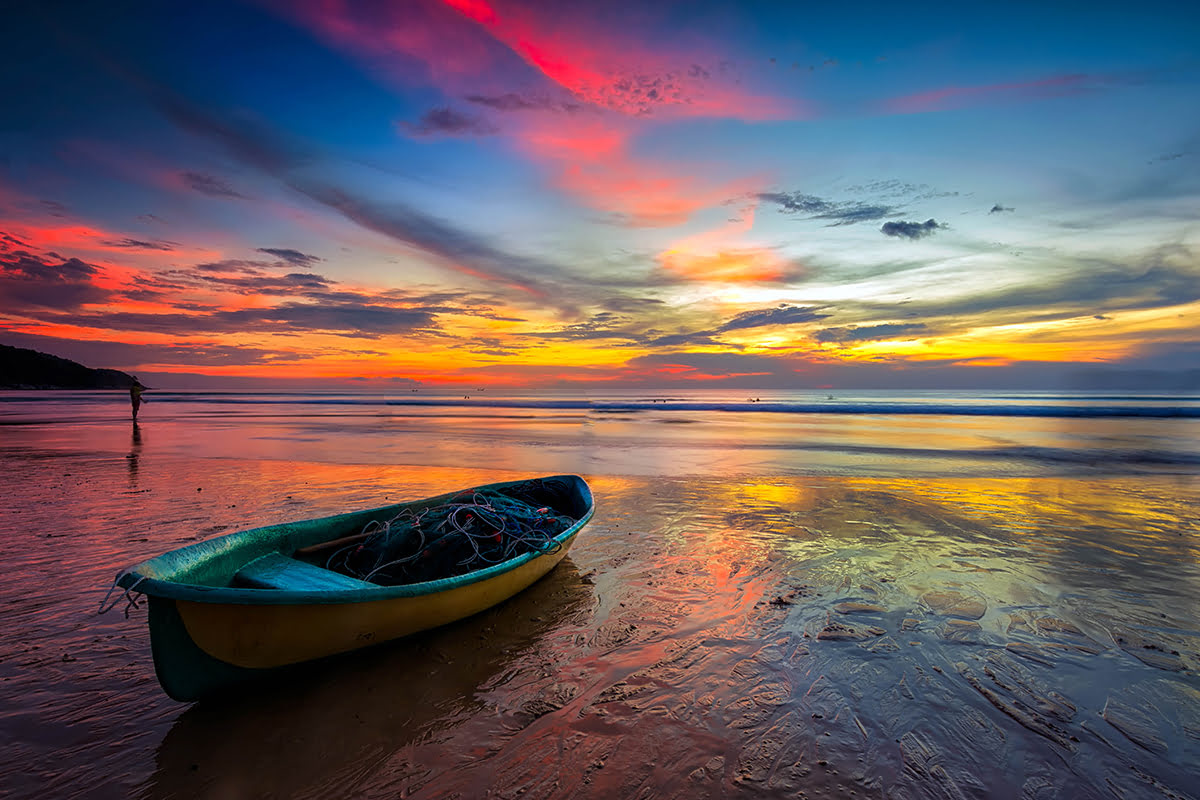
[129,379,145,421]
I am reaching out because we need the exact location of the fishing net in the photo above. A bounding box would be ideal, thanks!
[326,480,578,586]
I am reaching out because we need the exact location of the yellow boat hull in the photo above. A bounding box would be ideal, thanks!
[118,475,594,700]
[177,538,574,670]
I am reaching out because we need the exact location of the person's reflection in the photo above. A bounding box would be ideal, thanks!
[127,422,142,486]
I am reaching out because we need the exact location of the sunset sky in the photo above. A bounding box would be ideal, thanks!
[2,0,1198,391]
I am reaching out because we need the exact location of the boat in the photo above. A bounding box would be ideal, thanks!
[111,475,594,701]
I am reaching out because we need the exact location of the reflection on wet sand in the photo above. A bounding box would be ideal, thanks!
[374,477,1200,799]
[2,451,1198,799]
[145,561,594,800]
[127,423,142,486]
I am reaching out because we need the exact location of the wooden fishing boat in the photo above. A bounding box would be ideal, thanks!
[113,475,594,701]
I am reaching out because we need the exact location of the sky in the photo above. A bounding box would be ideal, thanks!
[2,0,1199,391]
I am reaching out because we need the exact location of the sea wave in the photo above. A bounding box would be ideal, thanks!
[143,395,1200,418]
[4,391,1199,419]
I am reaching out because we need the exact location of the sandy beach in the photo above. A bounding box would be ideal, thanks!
[2,395,1199,798]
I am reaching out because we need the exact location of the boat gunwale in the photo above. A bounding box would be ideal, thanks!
[117,475,594,606]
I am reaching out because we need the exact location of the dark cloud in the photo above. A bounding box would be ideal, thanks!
[146,92,565,299]
[844,180,959,202]
[180,171,245,199]
[40,200,67,217]
[213,303,437,337]
[24,300,439,339]
[194,271,334,295]
[528,304,829,348]
[401,108,497,138]
[880,219,945,239]
[758,192,896,225]
[525,312,640,342]
[642,331,727,348]
[989,204,1015,214]
[137,214,167,224]
[0,250,110,310]
[195,260,256,273]
[256,247,321,267]
[813,323,929,343]
[102,238,177,251]
[1,233,31,250]
[717,304,829,332]
[843,244,1200,323]
[0,331,290,368]
[464,93,585,114]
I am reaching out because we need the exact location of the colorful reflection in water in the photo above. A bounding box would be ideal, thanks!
[1,401,1198,798]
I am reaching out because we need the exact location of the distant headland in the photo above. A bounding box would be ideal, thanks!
[0,344,139,390]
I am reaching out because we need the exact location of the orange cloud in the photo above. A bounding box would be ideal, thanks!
[1,218,221,264]
[657,203,784,282]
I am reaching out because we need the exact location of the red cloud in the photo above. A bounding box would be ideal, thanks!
[279,0,795,226]
[282,0,511,92]
[506,113,763,226]
[438,0,792,120]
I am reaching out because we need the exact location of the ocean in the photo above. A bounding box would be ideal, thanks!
[4,388,1199,477]
[2,388,1198,798]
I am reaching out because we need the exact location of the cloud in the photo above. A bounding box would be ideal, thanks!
[440,0,791,120]
[0,331,288,369]
[813,323,929,343]
[25,301,440,339]
[193,270,335,295]
[844,244,1200,323]
[213,303,439,337]
[40,200,67,217]
[525,311,637,341]
[146,88,566,299]
[256,247,322,267]
[102,238,178,251]
[464,92,585,113]
[283,0,789,228]
[658,246,786,282]
[180,171,246,199]
[989,204,1014,214]
[536,303,831,350]
[882,73,1102,115]
[0,249,111,310]
[601,295,665,313]
[717,305,830,332]
[880,219,945,239]
[401,107,498,137]
[641,331,727,348]
[758,191,896,225]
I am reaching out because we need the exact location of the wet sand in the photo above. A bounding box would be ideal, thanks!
[3,448,1200,798]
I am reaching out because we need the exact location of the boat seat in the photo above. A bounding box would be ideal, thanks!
[234,553,376,591]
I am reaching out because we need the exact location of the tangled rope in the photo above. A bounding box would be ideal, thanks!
[327,479,577,586]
